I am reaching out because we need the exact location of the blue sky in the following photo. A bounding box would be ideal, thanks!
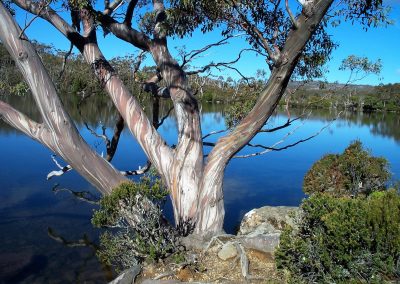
[14,1,400,86]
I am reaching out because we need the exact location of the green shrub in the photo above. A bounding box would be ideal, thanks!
[276,190,400,283]
[92,175,180,271]
[225,98,256,128]
[303,141,390,197]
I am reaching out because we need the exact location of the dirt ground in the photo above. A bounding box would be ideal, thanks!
[136,246,285,283]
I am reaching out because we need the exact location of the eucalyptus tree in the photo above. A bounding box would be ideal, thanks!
[0,0,390,236]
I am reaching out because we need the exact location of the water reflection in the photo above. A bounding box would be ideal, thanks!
[0,94,399,283]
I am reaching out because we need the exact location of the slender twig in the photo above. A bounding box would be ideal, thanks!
[186,48,257,83]
[181,34,245,68]
[202,129,229,140]
[58,43,73,80]
[155,107,174,128]
[19,1,50,39]
[234,112,342,158]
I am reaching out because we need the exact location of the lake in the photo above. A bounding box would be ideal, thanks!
[0,97,399,283]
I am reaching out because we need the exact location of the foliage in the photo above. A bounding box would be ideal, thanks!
[339,55,382,75]
[92,175,180,271]
[303,141,390,197]
[276,190,400,283]
[225,98,257,128]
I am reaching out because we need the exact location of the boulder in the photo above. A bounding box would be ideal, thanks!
[237,206,299,253]
[239,206,299,236]
[217,242,238,260]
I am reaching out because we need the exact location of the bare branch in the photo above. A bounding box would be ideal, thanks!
[202,129,229,140]
[234,112,341,158]
[58,43,73,79]
[181,34,245,68]
[106,114,125,162]
[124,0,138,26]
[47,155,73,179]
[120,161,151,176]
[19,1,50,40]
[186,48,257,83]
[285,0,299,29]
[155,106,174,128]
[103,0,124,16]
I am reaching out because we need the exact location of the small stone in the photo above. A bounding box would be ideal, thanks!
[217,242,238,260]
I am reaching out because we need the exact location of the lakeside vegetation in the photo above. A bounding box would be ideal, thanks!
[1,42,399,114]
[276,142,400,283]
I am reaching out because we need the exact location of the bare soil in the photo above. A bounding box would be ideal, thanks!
[136,247,284,283]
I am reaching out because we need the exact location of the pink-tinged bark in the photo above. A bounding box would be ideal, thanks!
[5,0,336,236]
[0,3,127,194]
[197,0,335,233]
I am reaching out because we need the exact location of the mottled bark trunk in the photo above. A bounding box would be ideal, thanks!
[196,0,334,234]
[6,0,335,237]
[0,3,127,194]
[149,41,204,228]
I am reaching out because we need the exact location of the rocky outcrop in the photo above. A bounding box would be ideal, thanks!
[110,206,299,283]
[237,206,299,253]
[238,206,299,235]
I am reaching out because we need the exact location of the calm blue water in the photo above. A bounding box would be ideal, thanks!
[0,106,399,283]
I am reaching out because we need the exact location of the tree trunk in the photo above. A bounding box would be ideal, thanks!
[5,0,335,238]
[0,3,127,194]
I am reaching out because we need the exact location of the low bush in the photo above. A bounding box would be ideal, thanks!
[276,190,400,283]
[303,141,390,197]
[92,175,180,271]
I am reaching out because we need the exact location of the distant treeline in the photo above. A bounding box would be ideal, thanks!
[283,82,400,113]
[0,42,398,112]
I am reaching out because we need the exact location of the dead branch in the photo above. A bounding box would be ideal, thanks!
[202,129,229,140]
[19,1,50,40]
[186,48,258,83]
[58,43,73,79]
[47,155,73,180]
[120,161,151,176]
[180,34,245,68]
[234,112,342,158]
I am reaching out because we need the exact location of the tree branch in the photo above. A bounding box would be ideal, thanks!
[0,100,53,147]
[234,113,341,158]
[285,0,299,29]
[226,0,279,64]
[1,2,127,193]
[124,0,138,26]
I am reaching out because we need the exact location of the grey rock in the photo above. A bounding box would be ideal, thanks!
[109,265,141,284]
[239,206,299,236]
[238,233,281,253]
[217,242,238,260]
[237,206,299,253]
